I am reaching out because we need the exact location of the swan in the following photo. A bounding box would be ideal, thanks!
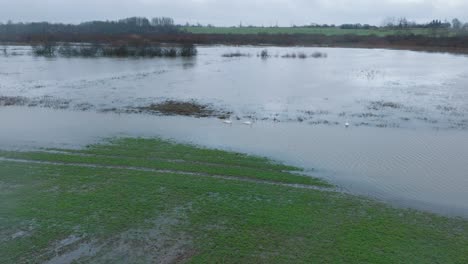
[223,119,233,125]
[345,121,350,128]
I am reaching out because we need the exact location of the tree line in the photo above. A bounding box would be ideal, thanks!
[0,17,179,36]
[380,17,468,29]
[184,18,468,31]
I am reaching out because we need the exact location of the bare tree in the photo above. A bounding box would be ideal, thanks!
[382,17,396,28]
[398,17,409,28]
[151,17,174,27]
[452,18,462,30]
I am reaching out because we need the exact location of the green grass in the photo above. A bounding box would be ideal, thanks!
[1,138,467,263]
[182,26,456,37]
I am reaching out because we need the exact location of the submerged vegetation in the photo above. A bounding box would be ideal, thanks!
[32,43,197,58]
[0,137,468,263]
[281,51,328,59]
[220,49,328,59]
[221,51,251,57]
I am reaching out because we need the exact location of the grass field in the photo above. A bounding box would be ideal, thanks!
[1,138,467,263]
[182,26,455,37]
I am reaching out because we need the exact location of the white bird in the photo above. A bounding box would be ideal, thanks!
[345,121,350,128]
[242,120,253,126]
[223,119,233,125]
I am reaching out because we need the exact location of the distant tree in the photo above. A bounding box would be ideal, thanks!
[0,17,180,39]
[151,17,174,27]
[382,17,397,28]
[398,17,409,28]
[452,18,462,30]
[463,23,468,30]
[427,19,450,29]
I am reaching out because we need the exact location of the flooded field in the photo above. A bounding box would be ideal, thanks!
[2,45,468,129]
[1,46,468,217]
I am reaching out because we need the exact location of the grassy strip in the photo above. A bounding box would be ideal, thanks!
[0,138,328,187]
[49,138,298,172]
[0,151,327,186]
[1,138,467,263]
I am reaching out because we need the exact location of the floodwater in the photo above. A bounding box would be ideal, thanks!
[1,46,468,217]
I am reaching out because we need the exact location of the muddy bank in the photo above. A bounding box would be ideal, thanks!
[0,96,232,119]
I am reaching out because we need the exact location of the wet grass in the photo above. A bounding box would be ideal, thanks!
[1,137,468,263]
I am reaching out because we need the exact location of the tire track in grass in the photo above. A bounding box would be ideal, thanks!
[0,157,334,192]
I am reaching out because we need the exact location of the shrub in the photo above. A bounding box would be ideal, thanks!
[180,44,197,57]
[297,52,307,59]
[32,42,57,57]
[311,52,327,58]
[260,49,269,59]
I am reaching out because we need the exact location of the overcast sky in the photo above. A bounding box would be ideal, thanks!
[1,0,467,26]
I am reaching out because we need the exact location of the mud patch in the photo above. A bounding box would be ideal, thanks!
[0,96,71,109]
[44,204,195,264]
[133,100,231,118]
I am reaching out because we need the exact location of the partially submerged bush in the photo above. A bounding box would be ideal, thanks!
[163,47,178,57]
[281,53,297,58]
[32,43,198,58]
[311,52,328,58]
[180,44,198,57]
[260,49,270,59]
[32,42,57,57]
[297,52,307,59]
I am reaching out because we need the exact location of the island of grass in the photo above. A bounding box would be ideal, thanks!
[1,138,467,263]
